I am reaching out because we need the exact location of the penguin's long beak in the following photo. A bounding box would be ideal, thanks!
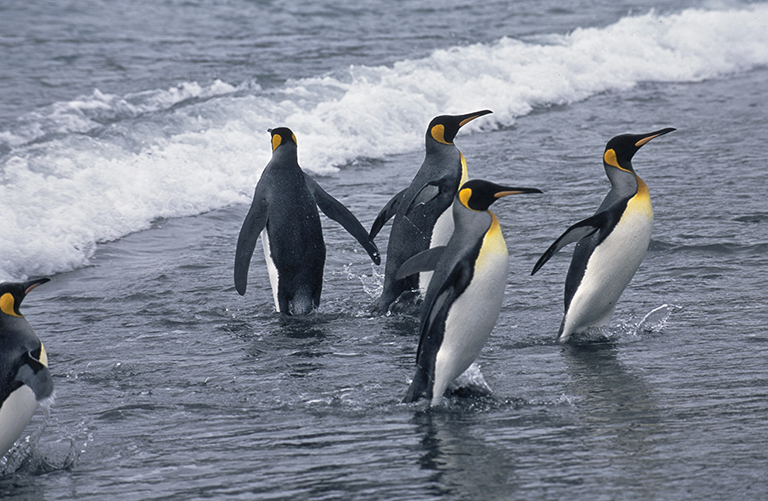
[635,127,676,148]
[23,278,50,296]
[457,109,493,128]
[494,187,543,198]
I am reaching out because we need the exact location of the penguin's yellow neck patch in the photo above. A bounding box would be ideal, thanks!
[628,175,653,219]
[39,343,48,367]
[459,152,468,186]
[480,213,508,258]
[0,293,20,317]
[431,124,451,145]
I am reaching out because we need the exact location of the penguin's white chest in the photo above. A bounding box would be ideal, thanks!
[431,228,509,404]
[563,199,653,340]
[0,385,38,457]
[261,230,280,311]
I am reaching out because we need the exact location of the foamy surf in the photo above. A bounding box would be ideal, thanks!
[1,5,767,281]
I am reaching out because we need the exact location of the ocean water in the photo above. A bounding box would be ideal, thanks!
[1,0,768,499]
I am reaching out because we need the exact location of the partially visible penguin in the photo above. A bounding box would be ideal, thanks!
[369,110,493,314]
[397,180,542,405]
[0,278,53,458]
[235,127,381,315]
[531,128,675,343]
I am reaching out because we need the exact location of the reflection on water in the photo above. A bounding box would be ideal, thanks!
[413,410,519,500]
[560,343,663,494]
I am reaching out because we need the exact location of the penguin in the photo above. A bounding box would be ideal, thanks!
[397,180,542,405]
[369,110,493,314]
[531,128,675,343]
[0,278,52,459]
[234,127,381,315]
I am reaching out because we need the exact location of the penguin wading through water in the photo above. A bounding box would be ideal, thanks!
[369,110,493,314]
[0,278,53,458]
[398,180,542,405]
[531,128,675,343]
[234,127,381,315]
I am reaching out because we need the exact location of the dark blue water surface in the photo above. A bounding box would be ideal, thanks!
[1,0,768,499]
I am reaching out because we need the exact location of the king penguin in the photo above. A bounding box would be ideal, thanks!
[234,127,381,315]
[0,278,52,459]
[369,110,493,314]
[531,128,675,343]
[397,180,542,405]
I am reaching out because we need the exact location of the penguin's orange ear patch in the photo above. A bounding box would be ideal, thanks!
[0,292,20,317]
[271,134,282,152]
[459,187,473,208]
[431,124,450,145]
[603,149,620,169]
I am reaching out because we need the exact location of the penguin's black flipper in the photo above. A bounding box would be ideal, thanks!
[395,246,446,280]
[403,363,430,403]
[235,185,269,295]
[403,259,472,403]
[420,259,473,356]
[370,188,407,240]
[403,178,452,216]
[15,353,53,401]
[531,212,608,275]
[305,174,381,265]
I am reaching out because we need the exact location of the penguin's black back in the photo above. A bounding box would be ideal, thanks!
[259,151,325,314]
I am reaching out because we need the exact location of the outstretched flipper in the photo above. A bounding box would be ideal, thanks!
[305,174,381,265]
[531,212,609,275]
[15,352,53,401]
[395,246,446,280]
[370,188,407,240]
[234,185,269,295]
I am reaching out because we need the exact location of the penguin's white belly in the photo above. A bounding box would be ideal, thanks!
[431,248,508,405]
[261,230,280,312]
[0,385,38,458]
[419,207,454,294]
[561,210,653,341]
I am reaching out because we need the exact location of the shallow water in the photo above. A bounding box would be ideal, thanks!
[2,0,768,499]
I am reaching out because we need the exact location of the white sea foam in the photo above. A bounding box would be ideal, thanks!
[1,5,767,280]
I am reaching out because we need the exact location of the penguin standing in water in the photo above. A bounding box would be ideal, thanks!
[531,128,675,343]
[398,180,542,405]
[369,110,493,314]
[0,278,52,458]
[234,127,380,315]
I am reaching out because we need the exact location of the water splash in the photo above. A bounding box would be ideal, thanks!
[636,303,682,333]
[568,304,682,345]
[447,363,494,397]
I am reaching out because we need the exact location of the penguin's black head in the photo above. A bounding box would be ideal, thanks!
[604,127,675,172]
[0,278,50,318]
[427,109,492,145]
[268,127,298,152]
[458,179,542,211]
